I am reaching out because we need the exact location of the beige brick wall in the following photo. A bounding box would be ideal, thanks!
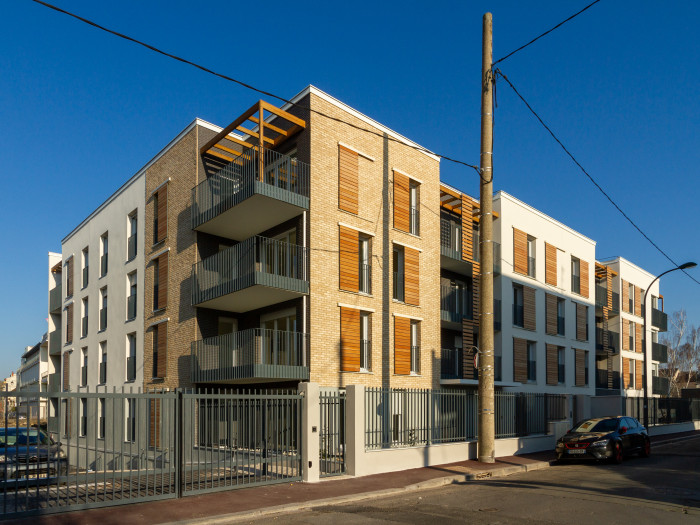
[306,92,441,389]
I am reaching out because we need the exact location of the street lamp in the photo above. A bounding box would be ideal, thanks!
[643,261,697,429]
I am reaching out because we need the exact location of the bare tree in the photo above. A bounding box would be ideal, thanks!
[662,310,700,396]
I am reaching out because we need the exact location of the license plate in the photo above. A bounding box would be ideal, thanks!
[567,449,586,454]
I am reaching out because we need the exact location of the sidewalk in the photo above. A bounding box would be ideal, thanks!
[8,430,699,525]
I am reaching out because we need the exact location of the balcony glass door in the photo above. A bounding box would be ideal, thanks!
[261,310,297,366]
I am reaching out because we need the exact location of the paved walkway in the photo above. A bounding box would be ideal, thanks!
[7,431,697,525]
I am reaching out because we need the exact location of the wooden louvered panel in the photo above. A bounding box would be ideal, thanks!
[66,303,73,344]
[393,171,410,232]
[462,318,475,378]
[545,243,557,286]
[575,349,586,386]
[622,358,630,388]
[404,247,420,306]
[157,185,168,243]
[606,272,613,310]
[461,196,473,262]
[622,280,629,313]
[546,344,558,386]
[545,293,558,335]
[65,257,74,297]
[622,320,630,350]
[340,307,360,372]
[513,338,528,383]
[157,322,167,378]
[338,145,359,214]
[158,252,168,310]
[394,316,411,375]
[62,351,70,391]
[513,228,528,275]
[634,286,642,317]
[576,303,587,341]
[636,323,643,353]
[339,226,359,292]
[580,260,589,298]
[149,399,161,448]
[523,285,536,331]
[635,360,643,390]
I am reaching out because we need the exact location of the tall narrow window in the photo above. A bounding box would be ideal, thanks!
[126,333,136,381]
[527,341,536,382]
[81,297,89,337]
[98,398,105,439]
[82,247,89,288]
[513,284,524,327]
[125,399,135,442]
[152,327,159,378]
[359,235,371,294]
[100,233,108,277]
[80,398,87,437]
[628,282,635,312]
[360,312,371,371]
[557,298,566,335]
[409,181,420,235]
[127,272,137,320]
[410,320,420,374]
[571,257,581,294]
[526,236,536,278]
[81,348,88,387]
[128,212,138,261]
[153,259,160,310]
[629,320,635,351]
[557,347,565,384]
[393,245,405,302]
[99,342,107,384]
[99,287,108,331]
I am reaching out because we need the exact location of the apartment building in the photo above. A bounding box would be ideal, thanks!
[595,257,669,398]
[16,335,49,419]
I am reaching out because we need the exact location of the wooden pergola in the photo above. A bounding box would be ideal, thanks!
[200,100,306,163]
[439,184,499,221]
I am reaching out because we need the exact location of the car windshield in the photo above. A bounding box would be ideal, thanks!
[0,428,52,446]
[571,419,619,433]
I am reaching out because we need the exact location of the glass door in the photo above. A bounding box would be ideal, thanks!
[261,311,297,365]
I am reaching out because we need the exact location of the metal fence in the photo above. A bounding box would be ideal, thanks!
[364,388,567,450]
[319,389,346,477]
[625,396,700,426]
[0,388,301,518]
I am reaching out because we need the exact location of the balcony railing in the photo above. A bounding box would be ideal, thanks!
[440,348,462,380]
[49,329,62,354]
[440,285,470,323]
[127,233,137,261]
[99,307,107,331]
[409,206,419,236]
[439,217,461,260]
[49,285,62,313]
[653,375,670,396]
[652,341,668,363]
[191,236,308,311]
[651,307,668,332]
[126,356,136,382]
[192,146,310,239]
[127,294,137,320]
[473,241,501,273]
[596,327,620,353]
[596,369,621,390]
[48,372,61,393]
[359,263,371,295]
[99,361,107,384]
[595,284,607,308]
[100,254,108,277]
[191,328,309,383]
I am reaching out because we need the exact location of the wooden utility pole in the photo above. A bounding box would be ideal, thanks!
[478,12,495,464]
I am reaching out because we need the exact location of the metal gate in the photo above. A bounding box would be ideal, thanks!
[180,389,302,496]
[319,389,345,477]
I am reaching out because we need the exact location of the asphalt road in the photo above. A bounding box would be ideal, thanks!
[258,435,700,524]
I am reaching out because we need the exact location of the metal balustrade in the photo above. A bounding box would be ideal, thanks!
[440,348,462,380]
[652,307,668,331]
[652,341,668,363]
[49,286,62,313]
[440,284,470,323]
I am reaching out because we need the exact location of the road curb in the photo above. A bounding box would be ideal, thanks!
[160,460,552,525]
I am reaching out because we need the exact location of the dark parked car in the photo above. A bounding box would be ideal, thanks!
[555,416,650,463]
[0,427,67,480]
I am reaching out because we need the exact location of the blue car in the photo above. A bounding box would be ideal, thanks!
[0,427,68,480]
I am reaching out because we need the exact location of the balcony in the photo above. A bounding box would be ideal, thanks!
[652,341,668,363]
[192,146,310,241]
[191,328,309,383]
[440,348,462,380]
[439,217,471,274]
[651,307,668,332]
[49,285,62,313]
[653,375,670,396]
[49,329,62,355]
[48,372,61,393]
[595,328,620,354]
[440,285,470,326]
[595,369,621,393]
[192,236,308,312]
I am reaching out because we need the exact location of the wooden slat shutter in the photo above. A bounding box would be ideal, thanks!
[339,226,359,292]
[66,257,74,297]
[513,228,528,275]
[404,247,420,306]
[513,338,528,383]
[157,322,167,378]
[461,195,473,262]
[63,352,70,391]
[158,252,168,310]
[576,303,587,341]
[545,243,557,286]
[546,344,558,385]
[545,293,557,335]
[523,285,536,331]
[149,399,161,448]
[622,358,630,388]
[634,286,642,317]
[635,323,643,353]
[575,349,585,386]
[622,280,629,313]
[394,316,411,375]
[622,320,630,350]
[580,260,589,298]
[393,171,410,232]
[340,307,360,372]
[338,145,359,214]
[66,303,73,344]
[635,360,643,390]
[156,185,168,243]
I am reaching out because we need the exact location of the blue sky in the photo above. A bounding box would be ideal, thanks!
[1,1,698,376]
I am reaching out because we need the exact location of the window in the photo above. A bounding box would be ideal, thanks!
[99,342,107,385]
[557,298,566,335]
[99,287,108,331]
[152,327,159,378]
[81,297,89,337]
[393,171,419,234]
[128,212,138,261]
[127,272,137,320]
[360,311,371,371]
[410,320,420,374]
[126,333,136,382]
[80,398,87,437]
[125,399,135,442]
[359,235,371,294]
[81,348,88,387]
[557,348,565,384]
[98,398,105,439]
[527,342,536,382]
[82,247,89,288]
[154,185,167,244]
[153,192,159,243]
[628,282,634,312]
[571,257,581,294]
[65,257,73,298]
[393,245,405,302]
[629,320,635,351]
[527,236,536,277]
[409,180,420,235]
[584,350,589,386]
[513,284,524,327]
[100,233,108,277]
[629,360,636,389]
[153,259,160,310]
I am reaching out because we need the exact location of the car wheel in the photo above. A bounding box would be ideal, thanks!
[612,442,623,464]
[640,438,651,458]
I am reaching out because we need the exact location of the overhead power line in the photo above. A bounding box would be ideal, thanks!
[493,0,602,66]
[494,69,700,287]
[28,0,485,177]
